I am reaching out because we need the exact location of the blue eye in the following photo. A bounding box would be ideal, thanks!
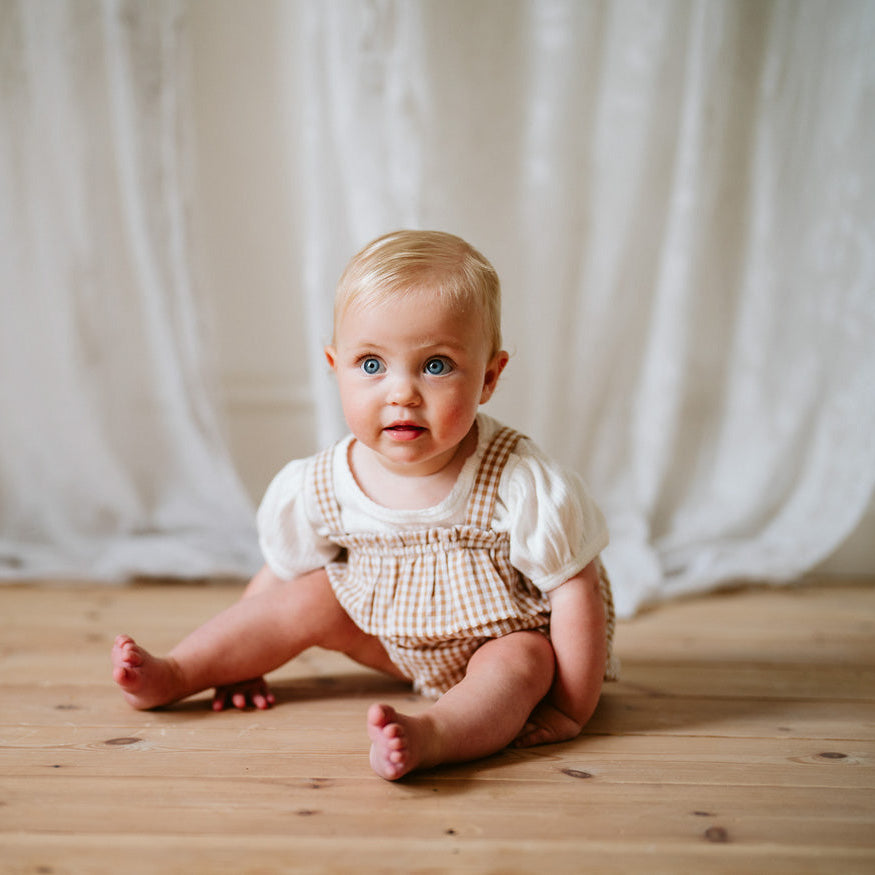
[424,357,452,376]
[360,357,384,375]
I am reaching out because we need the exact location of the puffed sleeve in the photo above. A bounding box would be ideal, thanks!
[497,441,609,593]
[256,457,342,581]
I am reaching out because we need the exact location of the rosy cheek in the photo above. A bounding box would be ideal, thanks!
[440,401,474,432]
[337,385,367,427]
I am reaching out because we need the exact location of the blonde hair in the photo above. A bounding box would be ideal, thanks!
[334,230,502,356]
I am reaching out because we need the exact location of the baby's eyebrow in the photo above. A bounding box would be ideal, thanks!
[347,341,387,354]
[411,336,468,352]
[344,337,469,357]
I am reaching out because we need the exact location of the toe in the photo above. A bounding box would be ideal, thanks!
[368,702,396,729]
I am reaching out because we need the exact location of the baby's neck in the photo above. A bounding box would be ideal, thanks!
[349,429,478,510]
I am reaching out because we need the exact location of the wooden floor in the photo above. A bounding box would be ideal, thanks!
[1,577,873,874]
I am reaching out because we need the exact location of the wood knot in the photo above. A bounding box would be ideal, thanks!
[704,826,730,843]
[818,751,847,760]
[307,777,332,789]
[104,737,142,746]
[561,768,593,780]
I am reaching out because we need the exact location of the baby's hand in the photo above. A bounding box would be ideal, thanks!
[512,700,582,748]
[212,677,275,711]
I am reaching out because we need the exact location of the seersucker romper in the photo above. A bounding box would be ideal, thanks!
[311,425,617,698]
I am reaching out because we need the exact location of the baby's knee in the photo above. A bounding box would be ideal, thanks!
[514,630,555,681]
[473,630,554,690]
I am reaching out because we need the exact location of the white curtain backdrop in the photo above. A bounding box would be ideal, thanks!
[0,0,258,579]
[2,0,873,617]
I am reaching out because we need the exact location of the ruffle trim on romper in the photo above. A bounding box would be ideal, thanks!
[325,525,552,640]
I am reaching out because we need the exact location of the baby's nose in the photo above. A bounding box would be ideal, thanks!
[387,375,420,405]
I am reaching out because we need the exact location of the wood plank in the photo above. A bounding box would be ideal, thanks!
[3,743,874,789]
[3,773,874,843]
[6,646,873,699]
[615,582,875,664]
[2,681,873,741]
[615,660,875,699]
[3,834,874,875]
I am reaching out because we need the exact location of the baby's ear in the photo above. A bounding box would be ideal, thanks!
[480,350,509,403]
[324,346,338,370]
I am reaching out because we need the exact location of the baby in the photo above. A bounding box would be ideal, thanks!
[112,230,617,780]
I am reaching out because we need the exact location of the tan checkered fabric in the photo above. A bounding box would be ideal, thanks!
[312,426,617,697]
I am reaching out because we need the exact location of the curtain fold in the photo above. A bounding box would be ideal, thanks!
[0,0,260,580]
[2,0,872,617]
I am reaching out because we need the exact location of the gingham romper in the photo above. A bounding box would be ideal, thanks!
[311,425,617,698]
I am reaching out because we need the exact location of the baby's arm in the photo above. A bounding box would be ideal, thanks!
[514,560,607,747]
[211,564,284,711]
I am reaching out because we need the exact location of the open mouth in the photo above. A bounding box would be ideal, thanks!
[384,423,426,439]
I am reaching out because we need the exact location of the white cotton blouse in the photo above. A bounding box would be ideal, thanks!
[257,414,609,594]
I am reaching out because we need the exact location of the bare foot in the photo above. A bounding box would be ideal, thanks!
[111,635,184,710]
[367,703,435,781]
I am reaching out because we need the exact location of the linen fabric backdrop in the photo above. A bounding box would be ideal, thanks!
[1,0,873,617]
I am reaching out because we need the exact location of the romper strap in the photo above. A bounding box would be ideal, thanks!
[465,426,523,528]
[312,442,344,533]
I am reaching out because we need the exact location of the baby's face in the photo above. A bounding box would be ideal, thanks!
[325,288,507,478]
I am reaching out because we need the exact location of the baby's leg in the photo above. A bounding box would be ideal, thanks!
[112,568,384,710]
[367,631,554,780]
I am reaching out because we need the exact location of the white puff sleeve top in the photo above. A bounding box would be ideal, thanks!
[257,414,608,592]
